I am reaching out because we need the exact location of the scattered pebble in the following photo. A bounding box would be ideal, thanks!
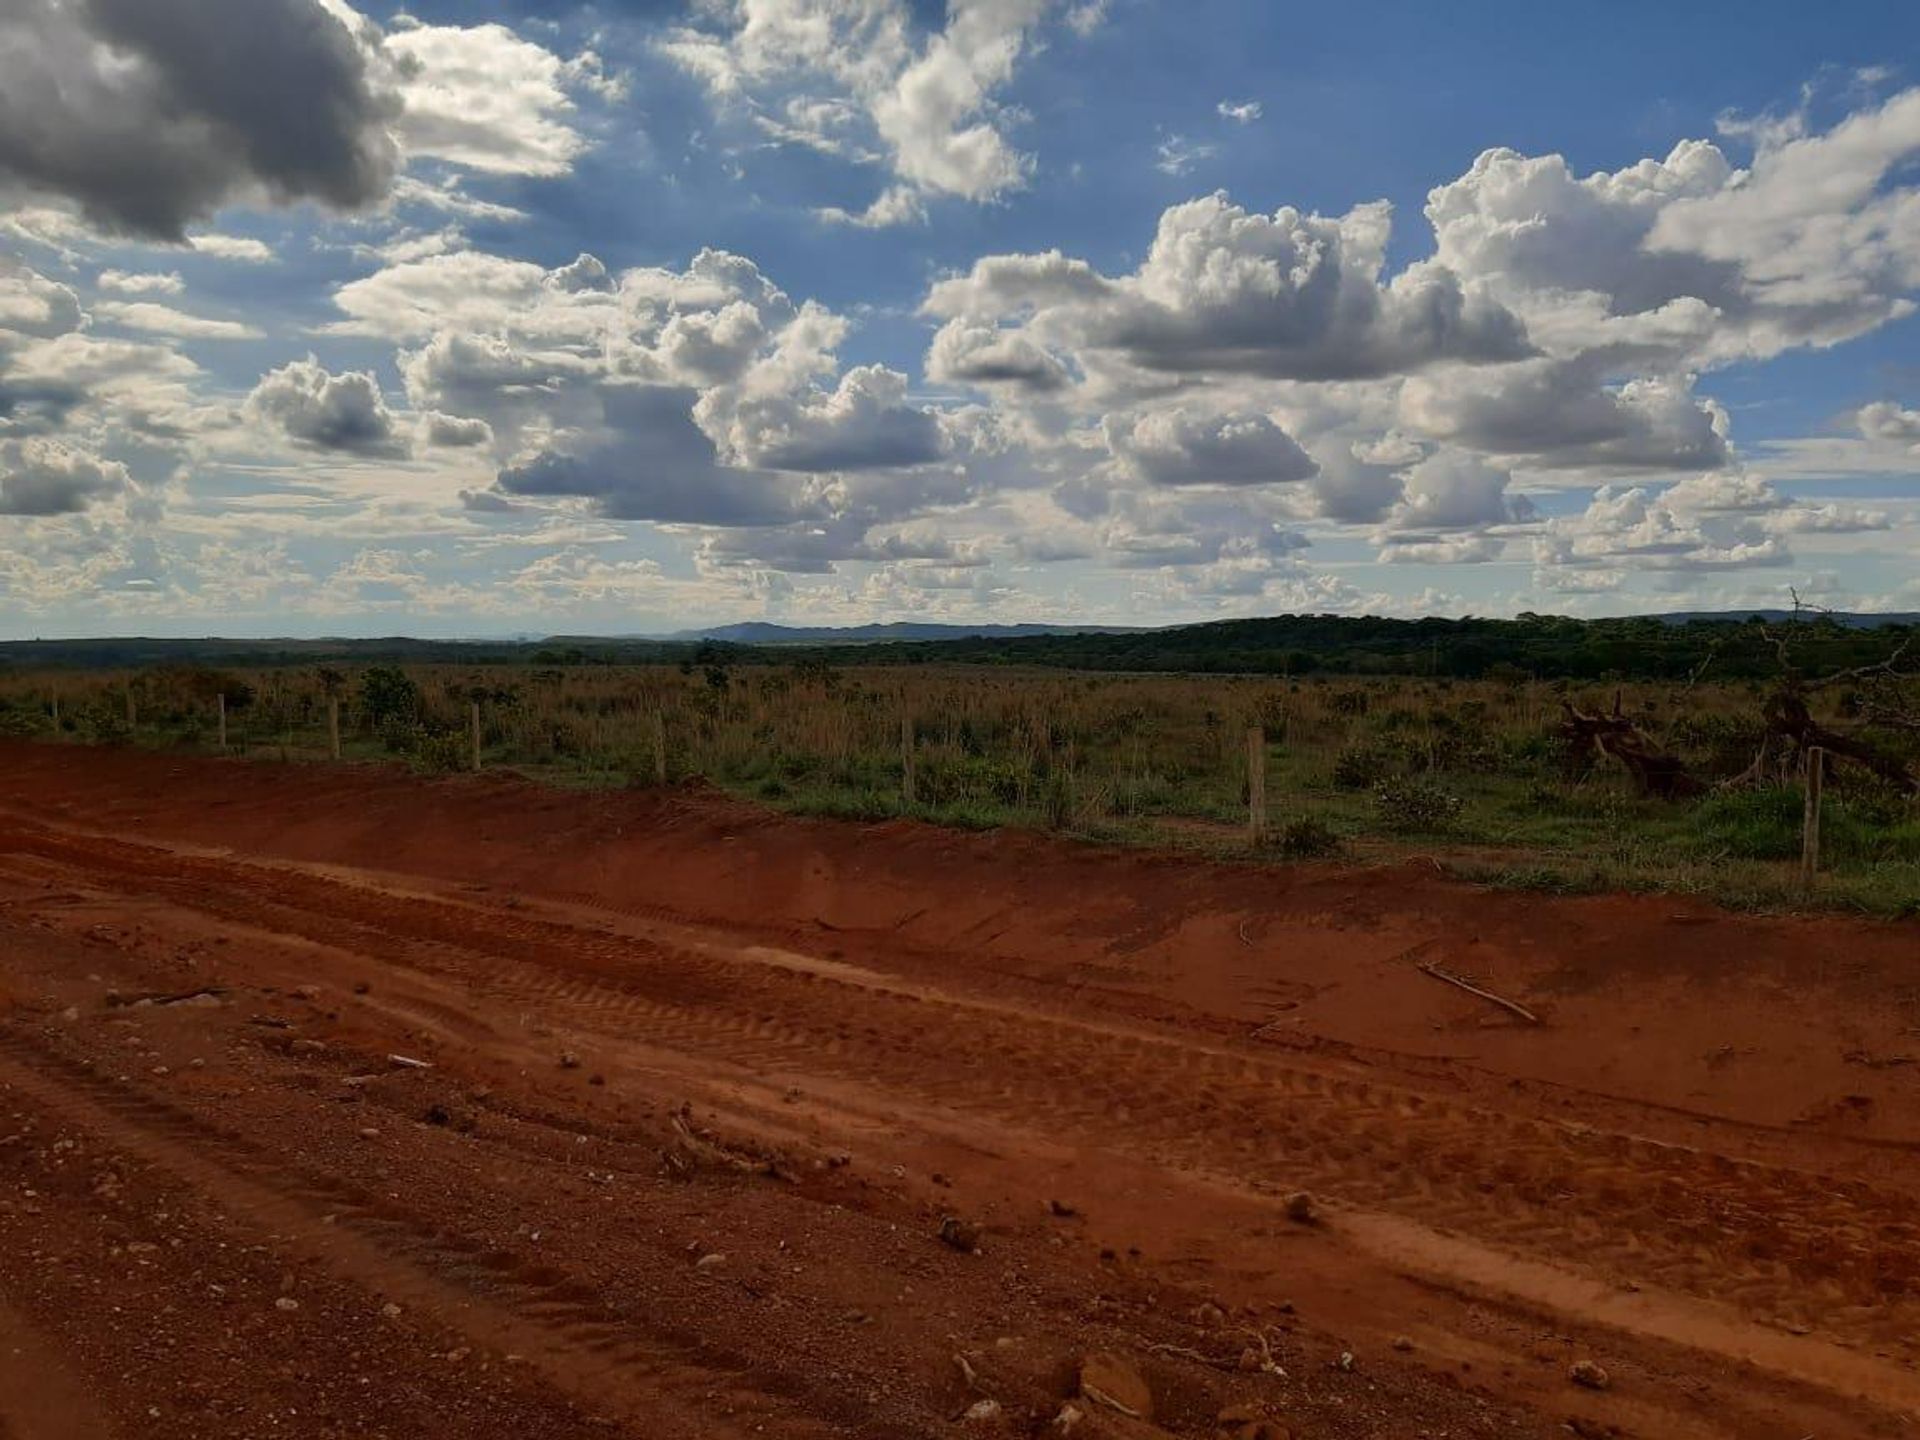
[938,1215,981,1253]
[1078,1351,1152,1419]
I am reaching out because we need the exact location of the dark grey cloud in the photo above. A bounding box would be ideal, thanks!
[1399,357,1730,473]
[1105,408,1318,488]
[425,411,494,448]
[0,439,129,515]
[497,384,824,526]
[0,0,399,239]
[247,357,408,458]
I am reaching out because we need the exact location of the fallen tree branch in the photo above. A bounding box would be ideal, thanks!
[1560,702,1705,798]
[1417,961,1541,1025]
[1140,1341,1238,1371]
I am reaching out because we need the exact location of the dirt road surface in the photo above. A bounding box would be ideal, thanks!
[2,742,1918,1438]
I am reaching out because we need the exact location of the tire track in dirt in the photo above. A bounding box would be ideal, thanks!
[6,820,1920,1364]
[0,1023,862,1440]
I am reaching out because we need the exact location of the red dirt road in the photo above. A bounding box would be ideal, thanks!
[2,743,1918,1438]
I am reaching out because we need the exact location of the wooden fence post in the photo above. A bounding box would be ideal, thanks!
[901,713,916,807]
[469,700,483,772]
[1247,725,1268,843]
[652,710,668,785]
[217,692,227,750]
[125,688,137,729]
[327,697,341,760]
[1801,745,1825,892]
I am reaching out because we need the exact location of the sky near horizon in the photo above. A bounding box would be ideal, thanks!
[2,2,1920,639]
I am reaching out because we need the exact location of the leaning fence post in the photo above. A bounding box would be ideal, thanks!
[1247,725,1268,843]
[217,692,227,750]
[471,699,483,772]
[652,710,668,785]
[1801,745,1825,892]
[328,697,341,760]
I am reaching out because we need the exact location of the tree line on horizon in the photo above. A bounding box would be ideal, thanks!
[1,611,1916,683]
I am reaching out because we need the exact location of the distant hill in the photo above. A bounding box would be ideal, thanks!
[666,621,1147,645]
[4,610,1916,681]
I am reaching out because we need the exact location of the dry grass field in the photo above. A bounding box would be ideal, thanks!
[3,658,1917,912]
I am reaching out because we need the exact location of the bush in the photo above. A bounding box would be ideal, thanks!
[917,753,1025,807]
[1373,778,1464,833]
[377,720,468,774]
[408,728,470,775]
[77,704,132,744]
[1331,743,1392,791]
[360,666,419,726]
[1274,816,1342,858]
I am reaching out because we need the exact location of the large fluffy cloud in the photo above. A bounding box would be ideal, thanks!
[497,384,821,526]
[925,194,1532,389]
[0,0,612,244]
[0,437,129,515]
[0,0,400,238]
[660,0,1074,222]
[1398,360,1730,473]
[1859,401,1920,451]
[1104,407,1318,488]
[246,357,407,458]
[377,17,613,179]
[381,246,950,536]
[718,364,945,472]
[1428,87,1920,367]
[0,261,83,339]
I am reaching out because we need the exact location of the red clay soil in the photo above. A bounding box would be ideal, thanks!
[1,741,1918,1438]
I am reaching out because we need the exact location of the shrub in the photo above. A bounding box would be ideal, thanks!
[1274,816,1342,858]
[360,666,419,726]
[1331,743,1391,790]
[1373,778,1464,833]
[77,704,132,744]
[917,753,1024,807]
[408,728,470,775]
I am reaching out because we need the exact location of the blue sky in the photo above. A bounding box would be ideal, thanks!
[2,0,1919,638]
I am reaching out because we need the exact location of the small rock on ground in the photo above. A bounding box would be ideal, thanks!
[1079,1351,1153,1420]
[1569,1358,1611,1390]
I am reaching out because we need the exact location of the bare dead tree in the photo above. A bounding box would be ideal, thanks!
[1721,593,1919,794]
[1560,695,1707,798]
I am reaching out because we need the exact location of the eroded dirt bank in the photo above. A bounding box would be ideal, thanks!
[1,741,1917,1438]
